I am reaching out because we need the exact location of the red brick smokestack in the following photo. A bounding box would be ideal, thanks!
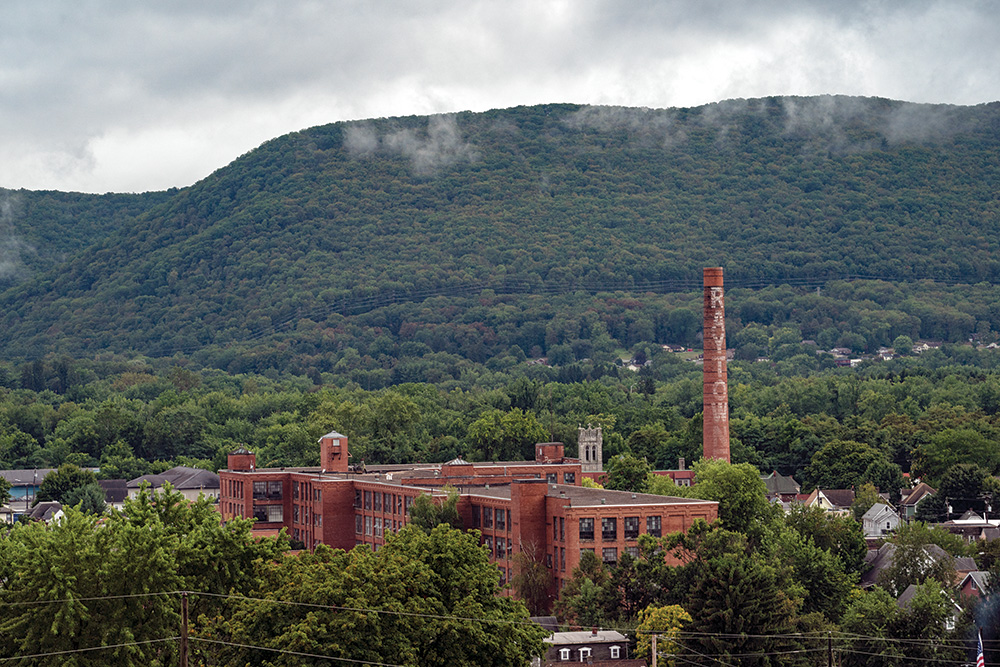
[703,267,730,462]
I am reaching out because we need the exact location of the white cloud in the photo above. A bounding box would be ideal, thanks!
[1,0,998,193]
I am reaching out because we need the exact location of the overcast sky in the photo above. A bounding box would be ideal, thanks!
[3,0,999,194]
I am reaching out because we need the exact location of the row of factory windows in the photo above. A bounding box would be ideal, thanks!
[577,515,662,542]
[355,514,407,537]
[355,489,415,514]
[291,482,322,502]
[223,479,246,499]
[471,505,510,531]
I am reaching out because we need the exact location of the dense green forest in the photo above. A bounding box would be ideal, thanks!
[4,349,1000,500]
[2,96,999,376]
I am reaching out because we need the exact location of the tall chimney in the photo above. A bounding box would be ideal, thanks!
[703,268,730,462]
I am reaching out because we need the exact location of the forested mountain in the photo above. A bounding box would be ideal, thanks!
[2,96,999,375]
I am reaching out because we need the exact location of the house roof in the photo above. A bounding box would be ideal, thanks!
[954,556,978,573]
[761,471,800,495]
[545,630,629,645]
[27,501,62,522]
[896,584,921,609]
[0,469,57,486]
[319,431,347,441]
[900,482,935,506]
[531,616,559,632]
[960,571,990,591]
[98,479,129,503]
[862,503,897,521]
[127,466,219,490]
[860,543,951,588]
[820,489,856,508]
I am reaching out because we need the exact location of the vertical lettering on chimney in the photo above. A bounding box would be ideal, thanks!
[703,268,731,462]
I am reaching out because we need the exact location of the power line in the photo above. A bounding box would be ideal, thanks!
[190,637,407,667]
[0,636,179,663]
[189,590,547,628]
[0,590,184,608]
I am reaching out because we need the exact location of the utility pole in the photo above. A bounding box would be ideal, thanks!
[651,634,657,667]
[828,632,832,667]
[180,592,189,667]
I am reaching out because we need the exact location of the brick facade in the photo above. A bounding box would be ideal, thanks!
[218,433,718,607]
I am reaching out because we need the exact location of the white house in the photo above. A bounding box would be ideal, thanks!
[862,502,901,538]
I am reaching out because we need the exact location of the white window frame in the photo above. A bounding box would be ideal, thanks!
[559,648,570,661]
[610,645,620,659]
[579,647,592,662]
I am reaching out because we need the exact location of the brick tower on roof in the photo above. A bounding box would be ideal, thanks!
[703,267,730,462]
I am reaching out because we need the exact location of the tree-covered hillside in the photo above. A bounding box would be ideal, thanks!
[1,96,999,373]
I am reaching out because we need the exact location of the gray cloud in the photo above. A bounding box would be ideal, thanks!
[1,0,998,193]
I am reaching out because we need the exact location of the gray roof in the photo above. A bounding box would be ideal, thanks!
[861,543,950,588]
[27,501,62,522]
[98,479,129,503]
[862,503,896,521]
[545,630,629,645]
[762,471,800,495]
[961,571,990,590]
[954,556,978,572]
[0,469,57,486]
[319,431,347,441]
[128,466,219,490]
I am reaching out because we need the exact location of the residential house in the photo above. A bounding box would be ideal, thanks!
[128,466,220,501]
[98,479,129,511]
[24,501,63,524]
[803,488,855,515]
[539,629,645,666]
[959,571,990,600]
[761,471,800,503]
[862,503,901,538]
[899,482,936,520]
[862,543,979,589]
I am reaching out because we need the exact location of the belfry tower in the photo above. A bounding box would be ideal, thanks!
[702,267,730,462]
[578,425,603,473]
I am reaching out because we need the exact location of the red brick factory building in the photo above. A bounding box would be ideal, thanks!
[219,432,717,597]
[219,267,730,600]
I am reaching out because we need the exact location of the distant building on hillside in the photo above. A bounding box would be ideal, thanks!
[127,466,220,501]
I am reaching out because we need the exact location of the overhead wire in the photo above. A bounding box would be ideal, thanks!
[190,637,407,667]
[0,587,992,663]
[0,636,179,663]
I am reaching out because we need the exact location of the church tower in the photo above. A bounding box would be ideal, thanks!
[578,425,603,472]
